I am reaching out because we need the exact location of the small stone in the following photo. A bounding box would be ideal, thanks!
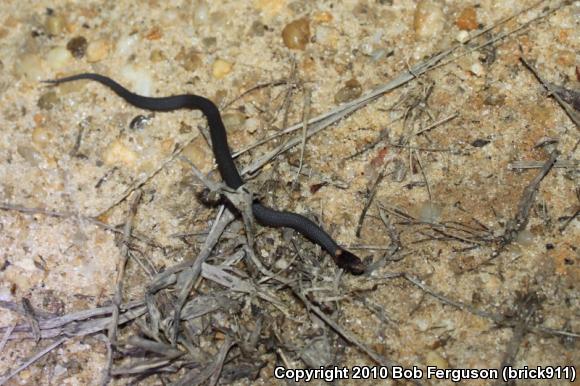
[425,350,448,369]
[212,59,233,79]
[46,46,72,69]
[37,91,59,110]
[145,26,162,40]
[470,62,485,77]
[116,34,138,56]
[32,126,54,149]
[334,78,362,104]
[222,111,246,130]
[313,11,333,23]
[274,258,290,270]
[516,229,534,246]
[45,14,65,35]
[253,0,285,15]
[202,37,217,48]
[66,36,88,58]
[282,18,310,50]
[150,49,165,63]
[456,30,469,43]
[86,39,110,62]
[193,0,210,24]
[103,139,138,167]
[413,0,445,41]
[176,48,202,72]
[456,7,478,31]
[17,144,43,166]
[250,20,267,36]
[120,64,153,96]
[471,138,490,147]
[15,54,43,80]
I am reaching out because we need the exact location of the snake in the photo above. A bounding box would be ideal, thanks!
[45,73,366,275]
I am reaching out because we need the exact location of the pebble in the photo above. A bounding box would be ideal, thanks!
[116,34,138,57]
[250,20,267,37]
[413,0,445,41]
[86,39,110,62]
[282,18,310,50]
[253,0,285,16]
[313,11,333,23]
[176,48,202,72]
[202,37,217,48]
[15,54,44,80]
[120,64,153,96]
[149,49,166,63]
[37,91,59,110]
[456,7,478,31]
[334,78,362,104]
[46,46,73,69]
[222,111,246,130]
[66,36,88,58]
[193,0,210,24]
[145,26,163,40]
[45,14,65,35]
[31,126,54,149]
[470,62,485,77]
[456,30,469,43]
[515,229,534,246]
[212,59,233,79]
[103,138,138,167]
[17,144,43,166]
[425,350,449,369]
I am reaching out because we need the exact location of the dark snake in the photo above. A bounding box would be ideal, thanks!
[45,73,366,274]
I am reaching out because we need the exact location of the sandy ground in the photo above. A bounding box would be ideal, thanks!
[0,0,578,385]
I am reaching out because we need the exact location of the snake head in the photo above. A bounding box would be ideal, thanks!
[334,248,366,275]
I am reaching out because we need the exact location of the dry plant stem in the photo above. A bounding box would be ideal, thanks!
[377,206,403,260]
[0,300,145,338]
[355,160,391,238]
[519,50,580,129]
[414,149,432,202]
[0,324,15,352]
[295,87,312,182]
[222,79,289,110]
[108,190,142,346]
[558,186,580,233]
[101,190,142,385]
[431,0,556,72]
[3,306,148,341]
[173,336,235,386]
[234,0,562,177]
[494,295,541,386]
[508,160,578,170]
[493,150,559,258]
[21,298,41,342]
[240,49,454,176]
[291,287,423,386]
[414,113,458,136]
[170,206,235,345]
[0,337,67,386]
[402,273,578,339]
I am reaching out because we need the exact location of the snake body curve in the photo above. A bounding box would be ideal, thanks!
[46,73,365,275]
